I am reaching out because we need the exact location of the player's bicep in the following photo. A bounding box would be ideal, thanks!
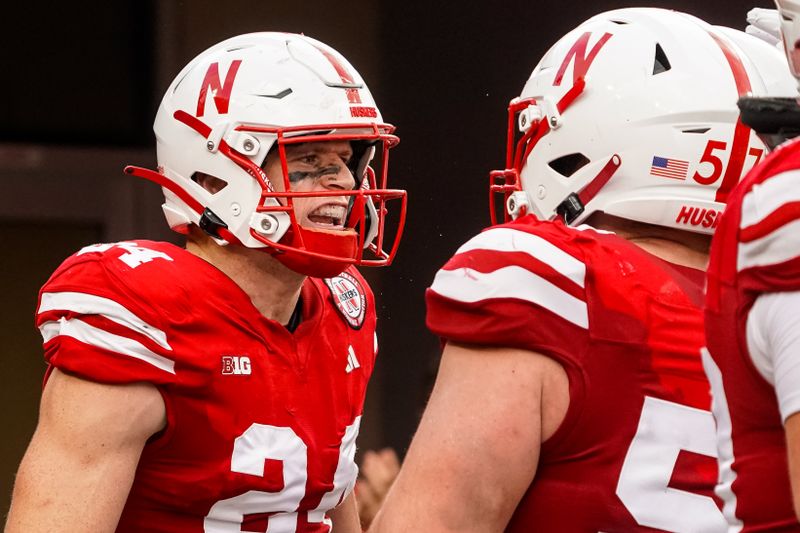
[6,368,165,533]
[785,412,800,522]
[328,491,360,533]
[371,341,568,533]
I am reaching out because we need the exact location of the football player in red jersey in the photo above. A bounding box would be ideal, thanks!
[370,8,795,533]
[5,33,406,533]
[703,1,800,528]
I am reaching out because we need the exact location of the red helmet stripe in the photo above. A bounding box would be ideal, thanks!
[312,45,363,104]
[709,33,752,95]
[708,31,754,203]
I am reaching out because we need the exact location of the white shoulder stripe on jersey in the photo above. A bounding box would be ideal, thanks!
[430,265,588,329]
[455,227,586,288]
[737,217,800,271]
[40,317,176,374]
[38,292,171,351]
[740,168,800,229]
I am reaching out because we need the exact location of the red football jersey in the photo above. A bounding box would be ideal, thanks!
[426,217,725,532]
[35,240,377,533]
[704,138,800,531]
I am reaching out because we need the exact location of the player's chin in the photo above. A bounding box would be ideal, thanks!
[301,221,356,235]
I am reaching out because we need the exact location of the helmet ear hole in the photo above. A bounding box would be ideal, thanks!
[548,153,590,177]
[192,172,229,195]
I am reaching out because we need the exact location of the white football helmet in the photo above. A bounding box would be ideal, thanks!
[490,8,795,234]
[777,0,800,81]
[126,32,407,277]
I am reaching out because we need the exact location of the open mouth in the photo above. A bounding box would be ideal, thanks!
[307,203,348,229]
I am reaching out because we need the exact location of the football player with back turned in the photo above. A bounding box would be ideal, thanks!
[371,8,794,533]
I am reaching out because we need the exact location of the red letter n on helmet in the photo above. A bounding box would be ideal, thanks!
[554,32,613,87]
[196,60,243,117]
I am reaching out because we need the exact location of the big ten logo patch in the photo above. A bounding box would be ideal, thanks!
[325,272,367,329]
[222,356,251,375]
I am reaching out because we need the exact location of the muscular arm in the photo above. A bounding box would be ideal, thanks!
[747,290,800,521]
[5,368,166,532]
[329,490,360,533]
[369,342,569,533]
[785,416,800,521]
[777,310,800,522]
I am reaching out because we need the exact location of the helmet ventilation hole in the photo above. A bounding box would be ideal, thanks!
[548,153,590,177]
[192,173,229,195]
[653,43,672,74]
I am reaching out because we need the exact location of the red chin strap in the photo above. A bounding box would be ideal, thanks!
[274,226,359,278]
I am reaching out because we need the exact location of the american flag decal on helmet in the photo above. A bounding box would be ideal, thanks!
[650,156,689,180]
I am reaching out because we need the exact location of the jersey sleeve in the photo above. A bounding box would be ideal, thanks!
[736,143,800,292]
[746,290,800,422]
[36,243,198,387]
[426,222,589,356]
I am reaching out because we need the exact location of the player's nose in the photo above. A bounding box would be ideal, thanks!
[320,163,356,191]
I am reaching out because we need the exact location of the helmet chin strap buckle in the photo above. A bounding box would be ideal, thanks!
[199,208,229,240]
[556,154,622,225]
[556,194,585,224]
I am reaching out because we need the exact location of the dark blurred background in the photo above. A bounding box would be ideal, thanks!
[0,0,774,517]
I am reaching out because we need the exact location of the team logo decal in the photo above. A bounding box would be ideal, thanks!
[325,272,367,329]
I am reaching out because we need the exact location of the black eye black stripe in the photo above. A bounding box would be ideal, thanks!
[287,165,344,183]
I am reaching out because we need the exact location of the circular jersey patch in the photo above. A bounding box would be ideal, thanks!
[325,272,367,329]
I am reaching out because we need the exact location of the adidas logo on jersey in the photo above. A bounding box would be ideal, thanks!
[222,356,251,375]
[345,346,360,373]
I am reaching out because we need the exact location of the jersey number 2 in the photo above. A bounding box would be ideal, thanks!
[616,396,727,531]
[203,418,360,532]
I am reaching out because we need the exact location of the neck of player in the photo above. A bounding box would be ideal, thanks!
[587,212,711,271]
[185,228,305,326]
